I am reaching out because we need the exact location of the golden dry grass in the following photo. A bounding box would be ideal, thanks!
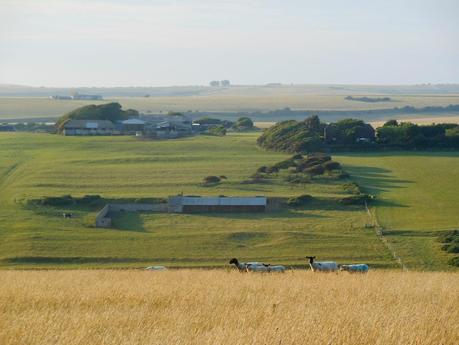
[1,270,458,345]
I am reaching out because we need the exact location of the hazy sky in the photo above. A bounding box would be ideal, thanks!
[1,0,458,86]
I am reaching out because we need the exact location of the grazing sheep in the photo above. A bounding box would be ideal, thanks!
[229,258,285,273]
[145,266,167,271]
[305,256,338,272]
[339,264,369,273]
[62,213,73,218]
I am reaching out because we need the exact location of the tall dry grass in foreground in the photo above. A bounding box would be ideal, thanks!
[0,270,458,345]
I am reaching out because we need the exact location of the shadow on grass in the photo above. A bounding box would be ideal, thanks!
[110,211,145,232]
[343,165,414,196]
[192,208,330,220]
[382,229,440,237]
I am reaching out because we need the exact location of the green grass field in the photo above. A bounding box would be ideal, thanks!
[0,132,458,270]
[337,153,459,270]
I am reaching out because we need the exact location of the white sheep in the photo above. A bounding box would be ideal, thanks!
[229,258,285,273]
[305,256,338,272]
[339,264,369,273]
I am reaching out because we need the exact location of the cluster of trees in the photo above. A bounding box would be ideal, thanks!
[194,116,254,135]
[345,96,392,103]
[257,115,459,153]
[376,120,459,149]
[56,102,139,130]
[257,116,374,152]
[209,80,230,87]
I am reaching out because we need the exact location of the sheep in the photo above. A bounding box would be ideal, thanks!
[62,213,73,218]
[339,264,369,273]
[305,256,338,272]
[229,258,285,273]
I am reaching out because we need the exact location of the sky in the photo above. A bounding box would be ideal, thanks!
[1,0,458,87]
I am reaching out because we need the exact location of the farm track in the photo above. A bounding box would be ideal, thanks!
[365,201,407,270]
[0,161,22,192]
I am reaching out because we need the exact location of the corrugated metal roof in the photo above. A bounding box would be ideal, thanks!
[171,196,267,206]
[122,119,146,125]
[63,120,115,129]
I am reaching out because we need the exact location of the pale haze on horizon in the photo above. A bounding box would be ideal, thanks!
[1,0,458,87]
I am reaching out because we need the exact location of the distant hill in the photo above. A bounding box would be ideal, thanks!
[56,102,138,129]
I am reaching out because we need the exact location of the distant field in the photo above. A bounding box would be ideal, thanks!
[1,91,459,120]
[258,116,459,129]
[0,132,458,269]
[1,270,458,345]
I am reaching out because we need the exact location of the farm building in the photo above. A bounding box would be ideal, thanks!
[168,196,267,213]
[121,118,146,134]
[62,120,116,136]
[72,92,103,100]
[0,125,16,132]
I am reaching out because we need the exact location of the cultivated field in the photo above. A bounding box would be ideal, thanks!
[1,86,459,120]
[0,270,458,345]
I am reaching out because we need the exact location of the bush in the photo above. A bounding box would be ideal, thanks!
[202,176,221,185]
[339,194,373,205]
[287,194,313,206]
[343,182,361,195]
[257,166,268,173]
[40,195,75,206]
[296,155,331,171]
[79,195,102,205]
[449,256,459,267]
[284,173,311,184]
[323,161,341,171]
[337,171,350,179]
[447,244,459,253]
[303,164,325,176]
[208,125,226,136]
[266,166,279,173]
[438,230,459,244]
[233,117,254,130]
[273,158,296,170]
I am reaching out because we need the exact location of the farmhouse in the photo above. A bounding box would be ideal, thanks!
[62,119,116,136]
[168,196,267,213]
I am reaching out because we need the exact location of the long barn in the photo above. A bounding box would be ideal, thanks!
[168,196,267,213]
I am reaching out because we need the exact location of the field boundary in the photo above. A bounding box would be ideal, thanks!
[365,201,408,271]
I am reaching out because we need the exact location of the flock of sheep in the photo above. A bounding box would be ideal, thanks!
[229,257,369,273]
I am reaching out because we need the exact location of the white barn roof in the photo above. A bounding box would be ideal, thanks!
[122,119,146,125]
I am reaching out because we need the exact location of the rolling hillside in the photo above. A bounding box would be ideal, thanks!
[0,132,458,269]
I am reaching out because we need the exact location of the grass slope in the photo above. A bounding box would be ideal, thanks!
[338,152,459,270]
[0,133,392,268]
